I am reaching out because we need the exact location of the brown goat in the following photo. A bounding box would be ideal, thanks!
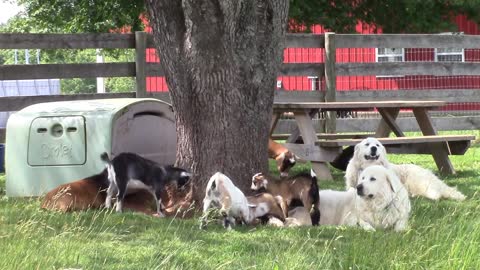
[41,169,192,216]
[268,138,296,177]
[251,171,320,225]
[246,193,288,224]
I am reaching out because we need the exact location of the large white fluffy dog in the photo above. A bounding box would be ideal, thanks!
[345,137,466,201]
[320,165,411,231]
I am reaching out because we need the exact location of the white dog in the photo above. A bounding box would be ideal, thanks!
[320,165,411,231]
[345,137,466,201]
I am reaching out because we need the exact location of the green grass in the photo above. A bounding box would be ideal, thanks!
[1,141,480,269]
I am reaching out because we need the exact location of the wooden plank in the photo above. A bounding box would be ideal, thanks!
[385,141,471,155]
[336,89,480,103]
[376,108,403,137]
[283,143,340,162]
[135,32,148,98]
[0,33,135,49]
[279,63,324,76]
[0,92,136,111]
[412,108,454,174]
[274,90,325,102]
[273,101,446,111]
[293,111,334,180]
[336,62,480,76]
[317,135,476,147]
[324,32,336,134]
[272,133,375,140]
[146,63,166,76]
[0,63,136,80]
[270,113,282,136]
[151,92,171,103]
[336,34,480,49]
[272,116,480,133]
[285,34,325,48]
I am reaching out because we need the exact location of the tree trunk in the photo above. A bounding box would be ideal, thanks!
[145,0,289,205]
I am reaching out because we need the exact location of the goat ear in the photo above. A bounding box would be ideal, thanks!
[385,169,402,193]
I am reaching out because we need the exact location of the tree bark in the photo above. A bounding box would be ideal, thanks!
[145,0,289,204]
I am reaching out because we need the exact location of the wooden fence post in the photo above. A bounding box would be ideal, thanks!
[135,31,147,98]
[324,32,336,133]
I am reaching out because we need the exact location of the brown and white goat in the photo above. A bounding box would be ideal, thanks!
[268,138,296,177]
[251,170,321,225]
[247,193,288,224]
[201,172,288,229]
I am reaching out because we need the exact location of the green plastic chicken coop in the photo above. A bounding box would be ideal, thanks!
[6,98,176,197]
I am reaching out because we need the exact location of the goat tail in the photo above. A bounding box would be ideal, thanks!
[100,152,112,164]
[309,169,321,225]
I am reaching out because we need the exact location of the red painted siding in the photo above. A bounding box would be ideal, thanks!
[145,15,480,112]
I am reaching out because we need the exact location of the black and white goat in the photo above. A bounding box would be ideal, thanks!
[101,152,191,217]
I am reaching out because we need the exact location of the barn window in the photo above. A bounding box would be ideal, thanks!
[435,47,464,62]
[375,48,405,77]
[435,32,465,62]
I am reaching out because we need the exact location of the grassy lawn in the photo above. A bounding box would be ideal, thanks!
[1,137,480,269]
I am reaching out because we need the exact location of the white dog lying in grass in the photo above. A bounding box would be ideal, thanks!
[345,137,466,201]
[320,165,411,232]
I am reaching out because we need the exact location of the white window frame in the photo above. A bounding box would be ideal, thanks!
[375,48,405,78]
[435,32,465,63]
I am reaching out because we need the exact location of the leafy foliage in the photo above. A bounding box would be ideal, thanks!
[11,0,480,34]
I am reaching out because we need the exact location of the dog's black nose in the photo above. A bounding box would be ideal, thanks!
[356,184,364,196]
[370,146,377,154]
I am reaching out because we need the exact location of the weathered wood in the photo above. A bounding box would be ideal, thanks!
[272,133,375,140]
[336,62,480,76]
[135,32,148,98]
[279,63,325,76]
[376,108,403,137]
[283,143,340,162]
[274,90,325,102]
[336,34,480,49]
[324,32,336,134]
[294,111,333,180]
[272,116,480,133]
[270,113,282,136]
[317,135,475,147]
[336,89,480,103]
[412,108,454,174]
[0,63,135,80]
[384,140,471,155]
[146,63,166,76]
[0,33,136,49]
[273,101,446,112]
[0,93,136,111]
[285,34,325,48]
[151,92,171,103]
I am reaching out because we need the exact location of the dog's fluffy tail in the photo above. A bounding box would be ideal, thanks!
[309,169,321,225]
[442,186,466,201]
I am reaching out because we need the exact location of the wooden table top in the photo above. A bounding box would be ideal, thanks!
[273,100,447,111]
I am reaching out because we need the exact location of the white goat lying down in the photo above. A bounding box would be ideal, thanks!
[200,172,286,230]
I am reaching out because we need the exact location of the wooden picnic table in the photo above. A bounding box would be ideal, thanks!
[271,100,475,180]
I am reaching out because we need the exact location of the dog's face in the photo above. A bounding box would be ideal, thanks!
[275,151,296,177]
[354,137,388,165]
[356,165,402,207]
[251,173,268,191]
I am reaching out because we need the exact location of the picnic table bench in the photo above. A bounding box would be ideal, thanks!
[271,100,476,180]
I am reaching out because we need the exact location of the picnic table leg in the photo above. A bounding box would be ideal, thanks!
[269,113,282,136]
[413,108,455,174]
[294,111,333,180]
[375,108,400,137]
[286,109,320,143]
[377,108,405,137]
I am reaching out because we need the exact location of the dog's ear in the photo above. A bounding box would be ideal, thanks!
[354,142,362,160]
[385,169,402,193]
